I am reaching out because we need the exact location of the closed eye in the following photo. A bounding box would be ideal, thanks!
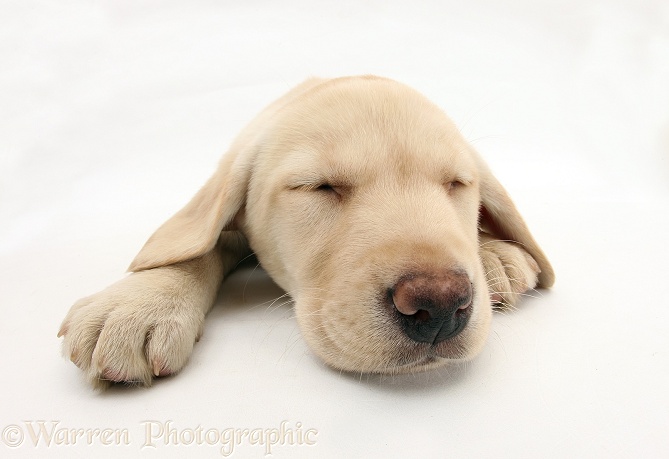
[315,183,336,193]
[445,180,464,192]
[315,183,345,199]
[444,174,476,193]
[288,181,346,199]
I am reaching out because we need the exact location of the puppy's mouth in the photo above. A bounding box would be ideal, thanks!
[298,276,489,375]
[389,336,471,372]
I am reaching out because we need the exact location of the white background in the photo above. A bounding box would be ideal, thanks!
[1,1,668,458]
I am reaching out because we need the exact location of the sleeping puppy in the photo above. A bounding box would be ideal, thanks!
[58,76,554,389]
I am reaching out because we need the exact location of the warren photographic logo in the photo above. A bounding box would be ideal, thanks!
[2,420,318,456]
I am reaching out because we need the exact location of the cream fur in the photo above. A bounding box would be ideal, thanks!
[59,76,554,388]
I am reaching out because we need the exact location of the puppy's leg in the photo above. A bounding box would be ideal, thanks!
[479,232,541,308]
[58,232,249,389]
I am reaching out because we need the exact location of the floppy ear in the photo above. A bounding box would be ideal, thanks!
[128,150,252,272]
[127,78,330,273]
[476,155,555,288]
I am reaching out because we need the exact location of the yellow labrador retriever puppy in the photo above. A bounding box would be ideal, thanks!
[59,76,554,388]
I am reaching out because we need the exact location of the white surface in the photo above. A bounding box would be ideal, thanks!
[1,1,668,458]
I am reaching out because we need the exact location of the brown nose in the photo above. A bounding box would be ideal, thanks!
[391,271,473,344]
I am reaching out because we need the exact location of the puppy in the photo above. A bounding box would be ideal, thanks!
[59,76,554,388]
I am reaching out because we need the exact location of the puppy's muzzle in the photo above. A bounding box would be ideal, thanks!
[390,270,473,344]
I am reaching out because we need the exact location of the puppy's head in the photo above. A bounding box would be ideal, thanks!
[130,76,554,374]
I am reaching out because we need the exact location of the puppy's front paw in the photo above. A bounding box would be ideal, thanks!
[58,273,204,389]
[479,235,541,308]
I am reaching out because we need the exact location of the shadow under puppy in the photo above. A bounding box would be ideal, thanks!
[59,75,554,389]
